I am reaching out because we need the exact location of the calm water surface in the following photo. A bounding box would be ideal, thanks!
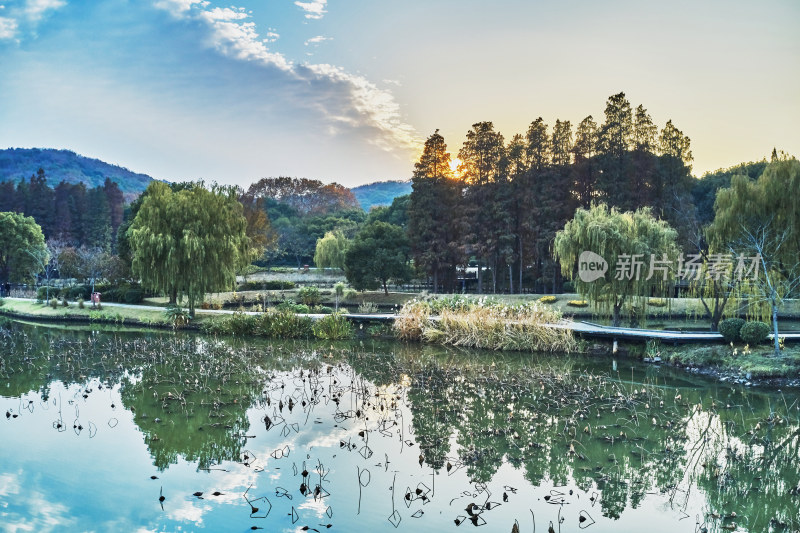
[1,323,798,532]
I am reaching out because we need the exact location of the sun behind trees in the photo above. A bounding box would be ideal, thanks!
[406,91,697,295]
[128,181,253,316]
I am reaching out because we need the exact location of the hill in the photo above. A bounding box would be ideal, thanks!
[351,180,412,211]
[0,148,155,196]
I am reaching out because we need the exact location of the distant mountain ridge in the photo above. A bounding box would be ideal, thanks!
[351,180,412,211]
[0,148,155,195]
[1,147,412,210]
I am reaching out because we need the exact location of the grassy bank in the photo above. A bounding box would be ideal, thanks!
[0,299,214,329]
[614,338,800,382]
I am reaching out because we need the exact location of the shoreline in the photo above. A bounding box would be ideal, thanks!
[3,300,799,388]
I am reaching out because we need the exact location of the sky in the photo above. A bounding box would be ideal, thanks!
[1,0,798,188]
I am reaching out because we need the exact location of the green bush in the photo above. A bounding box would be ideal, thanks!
[237,280,295,291]
[37,286,58,301]
[68,285,91,300]
[259,310,313,338]
[298,286,321,306]
[719,318,745,343]
[124,289,143,304]
[276,301,311,314]
[164,305,191,329]
[562,281,575,293]
[49,298,58,309]
[313,313,354,340]
[740,321,770,344]
[216,312,257,335]
[316,306,334,314]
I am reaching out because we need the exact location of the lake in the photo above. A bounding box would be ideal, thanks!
[1,322,798,532]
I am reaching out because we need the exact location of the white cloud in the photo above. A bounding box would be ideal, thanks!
[153,1,419,154]
[304,35,330,46]
[0,15,17,39]
[152,0,208,15]
[294,0,326,20]
[0,0,64,40]
[24,0,65,21]
[263,30,279,43]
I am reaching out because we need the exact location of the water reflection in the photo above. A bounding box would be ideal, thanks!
[0,323,798,532]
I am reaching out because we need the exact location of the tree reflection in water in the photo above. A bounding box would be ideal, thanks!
[1,324,798,532]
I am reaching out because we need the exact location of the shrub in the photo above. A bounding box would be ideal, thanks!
[124,289,143,304]
[567,300,588,307]
[237,280,295,291]
[218,312,258,335]
[298,286,321,306]
[37,286,58,301]
[343,289,358,301]
[357,301,379,313]
[276,301,311,314]
[538,295,557,304]
[648,298,667,307]
[740,321,770,344]
[313,313,354,340]
[316,306,334,314]
[0,296,4,307]
[562,281,575,293]
[49,298,58,309]
[77,298,84,309]
[719,318,745,343]
[61,297,69,307]
[164,305,191,329]
[259,309,313,338]
[68,285,91,300]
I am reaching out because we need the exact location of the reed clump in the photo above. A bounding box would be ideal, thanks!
[394,296,575,352]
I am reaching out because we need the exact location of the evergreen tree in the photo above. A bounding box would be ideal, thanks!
[551,119,573,167]
[407,130,463,292]
[525,117,550,171]
[26,168,54,238]
[458,122,506,293]
[572,115,598,208]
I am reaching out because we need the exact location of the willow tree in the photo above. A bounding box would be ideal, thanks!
[129,181,251,316]
[708,157,800,355]
[0,211,48,283]
[554,204,679,326]
[313,230,349,270]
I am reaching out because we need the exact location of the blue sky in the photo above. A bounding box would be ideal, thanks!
[1,0,798,187]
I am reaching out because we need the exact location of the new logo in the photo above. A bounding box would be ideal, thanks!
[578,251,607,282]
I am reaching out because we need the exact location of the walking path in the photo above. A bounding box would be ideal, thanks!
[4,298,799,343]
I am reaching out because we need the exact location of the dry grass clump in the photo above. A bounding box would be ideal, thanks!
[394,296,575,352]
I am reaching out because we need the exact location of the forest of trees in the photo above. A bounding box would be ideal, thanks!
[0,168,125,252]
[1,91,791,301]
[406,92,697,293]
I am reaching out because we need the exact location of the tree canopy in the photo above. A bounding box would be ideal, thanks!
[313,230,349,270]
[129,181,251,314]
[554,204,679,326]
[344,221,412,295]
[0,211,48,283]
[707,157,800,353]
